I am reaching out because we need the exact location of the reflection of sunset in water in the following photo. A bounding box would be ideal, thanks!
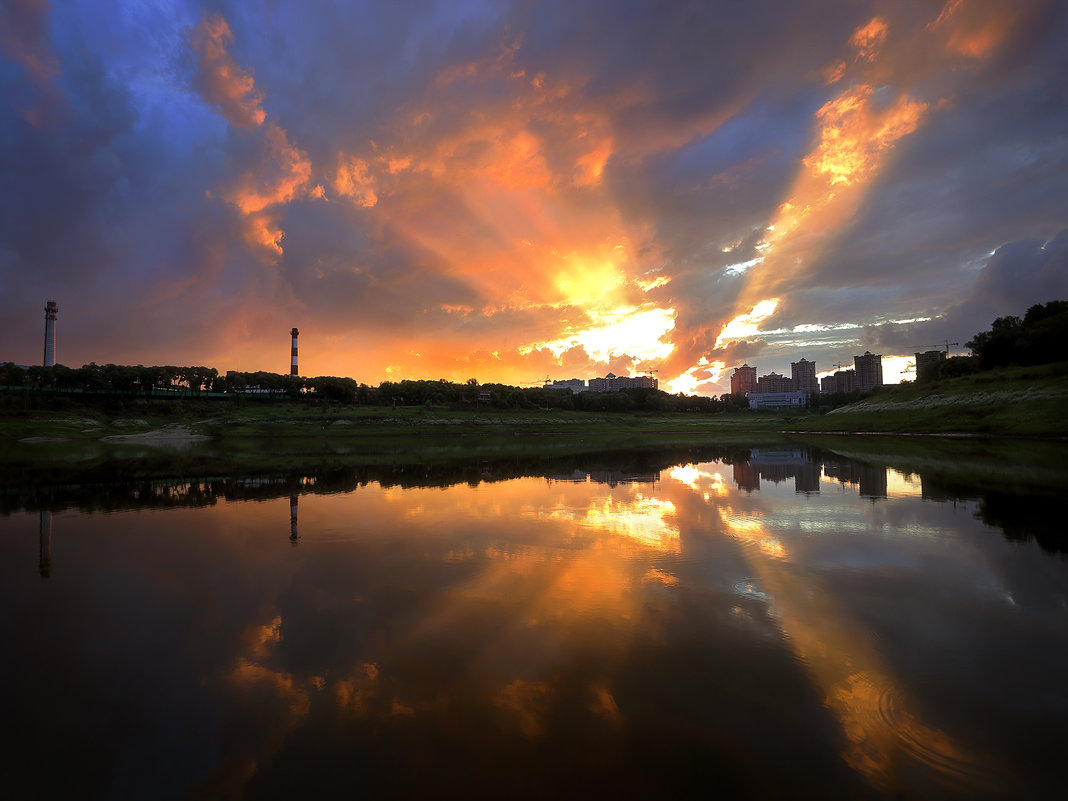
[720,510,786,559]
[715,503,997,796]
[885,468,924,499]
[217,467,1002,795]
[572,495,679,552]
[9,447,1066,800]
[668,464,730,499]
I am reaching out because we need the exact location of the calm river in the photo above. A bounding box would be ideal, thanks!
[2,442,1066,799]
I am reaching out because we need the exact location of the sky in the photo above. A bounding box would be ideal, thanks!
[2,0,1066,394]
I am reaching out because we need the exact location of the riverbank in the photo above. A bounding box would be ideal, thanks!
[0,398,793,443]
[3,361,1067,442]
[794,362,1068,436]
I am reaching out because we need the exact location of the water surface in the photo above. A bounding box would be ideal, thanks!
[2,443,1066,799]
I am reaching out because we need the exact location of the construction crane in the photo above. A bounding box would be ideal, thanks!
[912,341,960,355]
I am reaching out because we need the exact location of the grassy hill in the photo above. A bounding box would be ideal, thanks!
[794,362,1068,436]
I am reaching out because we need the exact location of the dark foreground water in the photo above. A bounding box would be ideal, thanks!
[2,442,1066,800]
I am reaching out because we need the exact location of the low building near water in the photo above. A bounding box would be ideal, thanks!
[748,390,808,409]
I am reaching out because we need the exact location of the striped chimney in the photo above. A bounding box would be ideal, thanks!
[44,301,58,367]
[290,327,299,376]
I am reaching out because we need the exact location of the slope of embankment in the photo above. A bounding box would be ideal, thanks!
[795,363,1068,437]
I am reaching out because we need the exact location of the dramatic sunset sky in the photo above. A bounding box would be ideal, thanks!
[2,0,1066,393]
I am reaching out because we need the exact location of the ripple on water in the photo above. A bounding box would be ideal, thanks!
[731,578,771,603]
[835,671,1001,796]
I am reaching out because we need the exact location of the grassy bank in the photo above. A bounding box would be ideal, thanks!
[3,361,1068,443]
[793,362,1068,436]
[0,395,795,442]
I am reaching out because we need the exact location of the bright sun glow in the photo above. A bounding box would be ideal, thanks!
[881,354,914,385]
[531,304,676,362]
[715,298,779,348]
[666,359,726,395]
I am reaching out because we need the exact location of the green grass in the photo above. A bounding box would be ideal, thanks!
[0,395,795,441]
[793,362,1068,436]
[4,362,1067,445]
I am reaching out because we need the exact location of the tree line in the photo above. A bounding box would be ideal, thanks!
[918,300,1068,382]
[0,362,745,412]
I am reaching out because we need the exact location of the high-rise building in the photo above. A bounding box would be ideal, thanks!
[730,363,757,395]
[821,369,857,394]
[791,358,818,394]
[914,350,946,382]
[756,371,792,393]
[854,351,883,391]
[836,369,856,393]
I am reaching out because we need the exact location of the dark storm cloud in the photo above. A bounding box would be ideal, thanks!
[868,229,1068,354]
[770,0,1068,327]
[0,3,257,365]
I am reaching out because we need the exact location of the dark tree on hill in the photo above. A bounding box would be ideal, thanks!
[965,300,1068,369]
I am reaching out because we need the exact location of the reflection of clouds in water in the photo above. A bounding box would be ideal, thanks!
[494,679,554,737]
[721,509,785,559]
[107,459,1047,795]
[579,496,679,552]
[715,506,999,796]
[668,464,729,498]
[533,494,680,552]
[643,568,679,587]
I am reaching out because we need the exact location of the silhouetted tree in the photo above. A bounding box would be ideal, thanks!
[966,300,1068,368]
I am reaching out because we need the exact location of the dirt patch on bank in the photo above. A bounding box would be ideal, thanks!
[101,426,212,443]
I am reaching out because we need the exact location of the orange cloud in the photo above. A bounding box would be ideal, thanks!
[849,17,888,62]
[199,3,1043,388]
[928,0,1018,59]
[245,214,285,254]
[823,59,847,85]
[712,14,961,361]
[804,85,927,188]
[230,124,312,215]
[334,155,378,207]
[190,12,266,130]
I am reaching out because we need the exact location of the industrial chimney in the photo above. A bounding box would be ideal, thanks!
[290,328,299,376]
[44,301,58,367]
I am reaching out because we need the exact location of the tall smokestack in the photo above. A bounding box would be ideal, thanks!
[290,327,299,376]
[43,301,58,367]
